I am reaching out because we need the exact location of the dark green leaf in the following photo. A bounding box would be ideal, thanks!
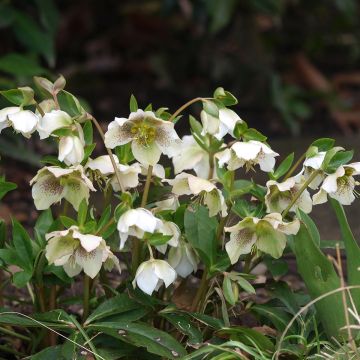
[60,216,77,228]
[213,87,238,106]
[85,293,141,325]
[222,276,236,305]
[83,121,93,145]
[325,150,354,173]
[130,94,138,112]
[292,222,345,339]
[311,138,335,152]
[88,322,187,359]
[184,205,218,267]
[243,128,267,142]
[330,198,360,309]
[0,53,45,76]
[77,200,88,226]
[147,233,172,246]
[12,219,33,271]
[58,90,84,117]
[159,312,203,345]
[272,153,294,180]
[0,179,17,200]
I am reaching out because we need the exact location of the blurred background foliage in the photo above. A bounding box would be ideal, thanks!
[0,0,360,139]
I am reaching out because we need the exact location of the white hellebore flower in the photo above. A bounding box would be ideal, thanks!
[165,173,228,217]
[201,108,242,140]
[313,163,360,206]
[217,140,279,172]
[45,226,119,279]
[37,110,72,139]
[265,176,312,214]
[86,155,141,192]
[104,109,181,166]
[0,107,38,138]
[156,221,181,254]
[117,208,162,249]
[154,194,180,212]
[168,242,198,278]
[30,165,95,211]
[172,135,211,179]
[133,259,176,295]
[302,151,327,189]
[225,213,300,264]
[58,127,85,166]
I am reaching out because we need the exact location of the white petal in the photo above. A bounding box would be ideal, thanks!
[155,123,182,158]
[225,231,257,265]
[313,189,328,205]
[304,152,326,169]
[77,248,103,279]
[188,175,216,194]
[165,173,192,195]
[153,260,177,287]
[37,110,72,139]
[322,168,344,193]
[135,262,159,295]
[104,119,133,148]
[131,141,161,166]
[216,148,232,168]
[232,141,261,161]
[64,180,91,211]
[218,108,241,136]
[73,230,103,252]
[0,107,19,133]
[86,155,118,175]
[32,173,65,210]
[200,110,219,135]
[8,110,38,137]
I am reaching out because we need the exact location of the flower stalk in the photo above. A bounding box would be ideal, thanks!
[282,170,321,217]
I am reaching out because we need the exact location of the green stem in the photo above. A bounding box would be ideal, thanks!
[141,165,153,208]
[0,326,31,341]
[283,153,306,181]
[132,165,153,275]
[71,315,101,360]
[282,170,320,217]
[34,101,45,117]
[168,97,209,122]
[82,275,90,323]
[190,269,209,312]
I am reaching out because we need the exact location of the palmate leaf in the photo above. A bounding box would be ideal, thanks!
[88,321,187,359]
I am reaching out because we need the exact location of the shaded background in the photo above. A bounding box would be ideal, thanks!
[1,0,360,238]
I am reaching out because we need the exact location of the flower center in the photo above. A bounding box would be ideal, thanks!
[131,122,156,146]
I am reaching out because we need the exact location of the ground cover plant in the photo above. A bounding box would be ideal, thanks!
[1,76,360,359]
